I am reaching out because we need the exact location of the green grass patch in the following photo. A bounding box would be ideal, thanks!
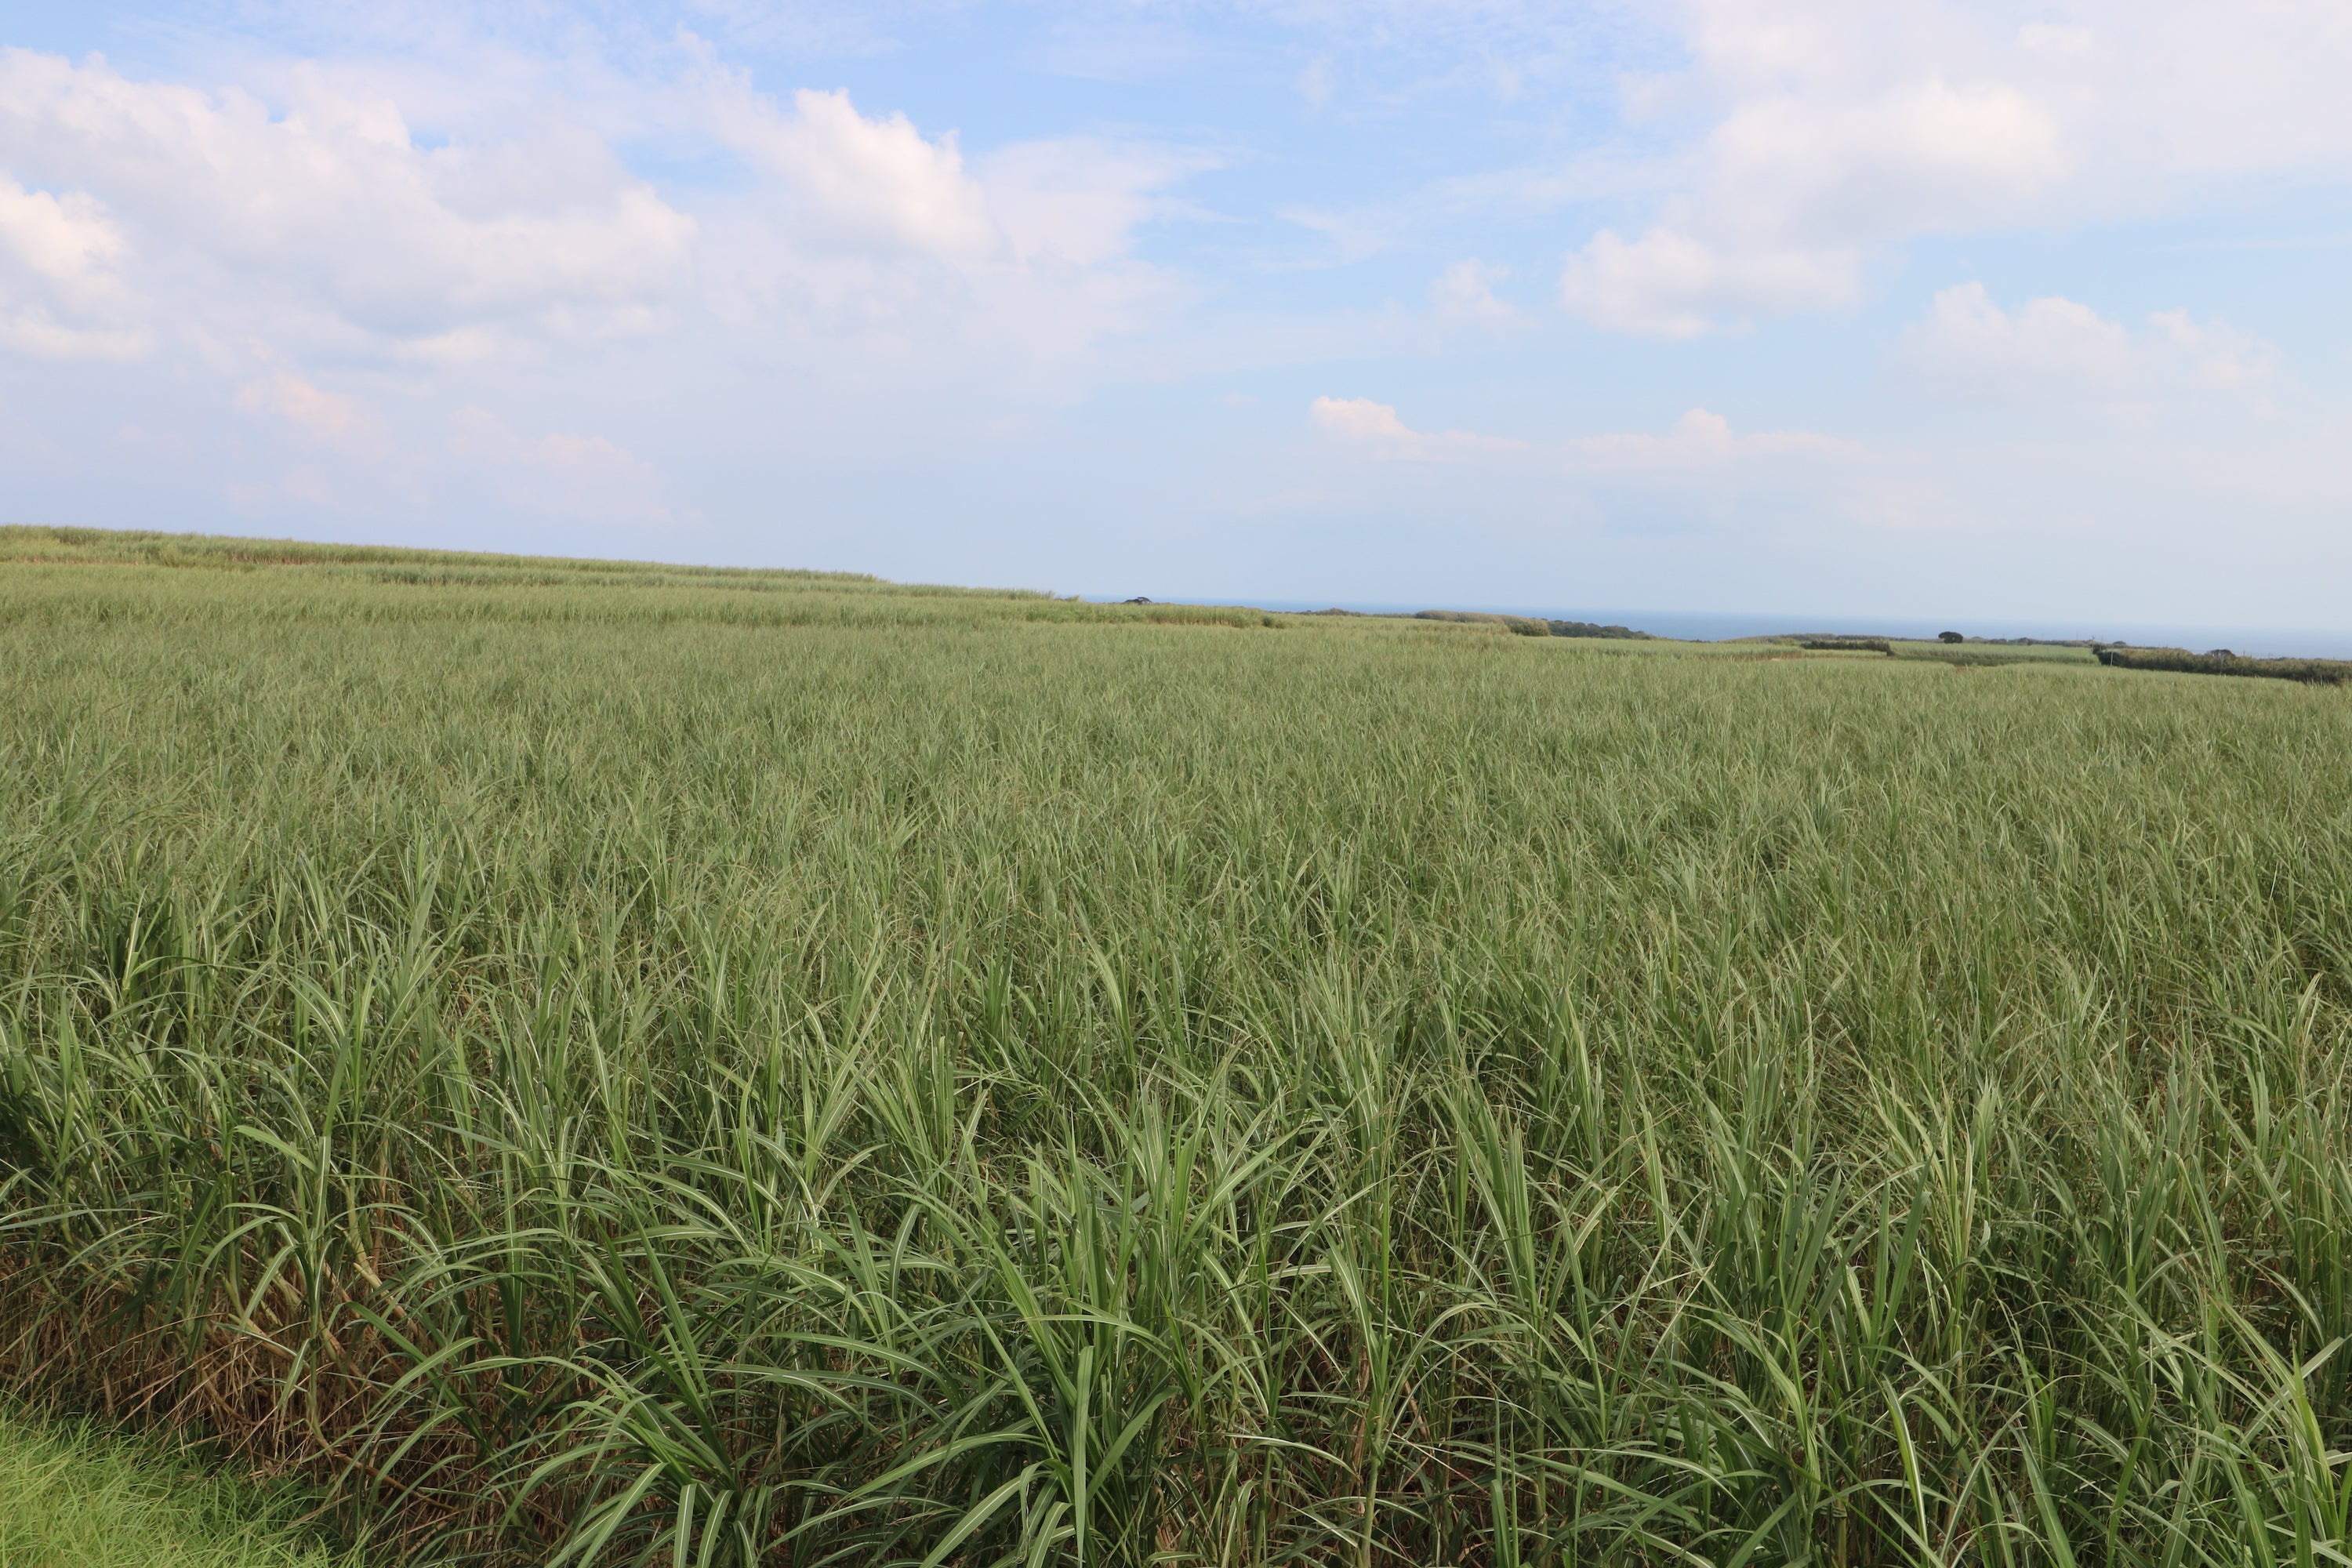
[0,1406,362,1568]
[0,531,2348,1566]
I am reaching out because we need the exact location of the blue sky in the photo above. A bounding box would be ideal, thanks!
[4,2,2350,632]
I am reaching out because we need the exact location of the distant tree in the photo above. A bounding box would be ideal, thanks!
[1939,630,1964,644]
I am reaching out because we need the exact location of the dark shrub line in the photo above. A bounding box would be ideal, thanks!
[2095,644,2352,685]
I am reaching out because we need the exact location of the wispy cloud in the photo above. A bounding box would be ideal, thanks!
[1312,397,1858,468]
[1895,282,2281,401]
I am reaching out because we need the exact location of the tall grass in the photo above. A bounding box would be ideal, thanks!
[2,543,2348,1566]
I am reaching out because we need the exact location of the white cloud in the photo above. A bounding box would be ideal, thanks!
[2151,310,2281,391]
[685,90,1198,397]
[710,82,997,258]
[448,407,670,521]
[0,40,1203,443]
[1896,283,2129,394]
[1563,0,2352,336]
[2082,1,2352,176]
[235,370,386,455]
[450,406,649,473]
[0,173,149,360]
[0,176,125,299]
[1312,395,1415,443]
[1570,408,1860,466]
[0,312,148,362]
[1702,78,2065,242]
[1559,74,2063,336]
[1296,56,1335,109]
[979,139,1204,267]
[698,71,1202,272]
[1312,397,1855,467]
[1898,283,2281,401]
[1559,228,1856,338]
[1311,394,1518,461]
[1432,259,1517,328]
[2016,24,2092,59]
[0,49,695,351]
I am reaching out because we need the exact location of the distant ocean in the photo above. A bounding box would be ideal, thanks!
[1114,598,2352,662]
